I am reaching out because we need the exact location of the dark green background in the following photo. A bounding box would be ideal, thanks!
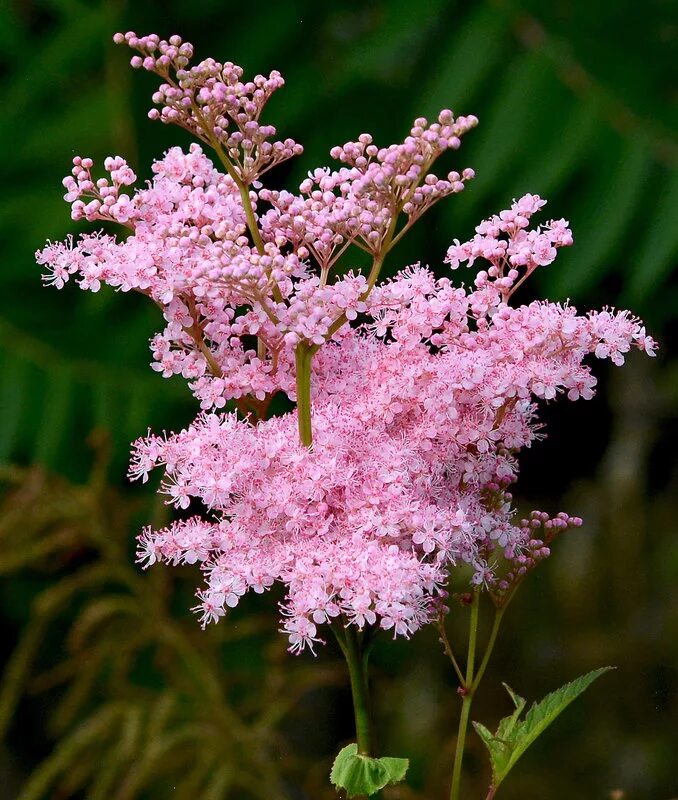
[0,1,676,798]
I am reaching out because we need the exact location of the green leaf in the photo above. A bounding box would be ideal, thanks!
[495,683,526,740]
[472,720,510,772]
[474,667,613,789]
[330,743,409,797]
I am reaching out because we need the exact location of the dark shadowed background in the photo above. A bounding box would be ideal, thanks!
[0,1,676,798]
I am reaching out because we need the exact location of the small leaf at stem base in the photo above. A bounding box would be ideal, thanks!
[330,743,409,797]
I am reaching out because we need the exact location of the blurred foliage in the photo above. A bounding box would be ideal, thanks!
[0,446,346,799]
[0,0,676,798]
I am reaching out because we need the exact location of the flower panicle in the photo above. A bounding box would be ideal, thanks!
[37,33,657,654]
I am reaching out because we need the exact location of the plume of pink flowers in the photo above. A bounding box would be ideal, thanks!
[37,32,655,654]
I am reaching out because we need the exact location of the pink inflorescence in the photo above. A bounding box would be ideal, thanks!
[38,32,656,654]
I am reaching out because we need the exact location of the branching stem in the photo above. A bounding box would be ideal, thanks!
[447,588,515,800]
[449,590,480,800]
[471,605,506,693]
[436,617,465,685]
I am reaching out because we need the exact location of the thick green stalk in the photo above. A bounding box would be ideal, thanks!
[449,590,480,800]
[342,627,374,756]
[331,625,380,800]
[295,344,313,447]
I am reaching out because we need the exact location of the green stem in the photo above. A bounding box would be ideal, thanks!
[449,590,480,800]
[192,106,284,305]
[465,592,480,686]
[295,344,313,447]
[333,625,374,757]
[202,129,265,254]
[436,617,465,686]
[218,151,284,304]
[448,591,513,800]
[471,605,505,693]
[450,693,473,800]
[344,627,374,756]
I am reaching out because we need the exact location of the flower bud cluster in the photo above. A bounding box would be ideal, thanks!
[115,31,302,182]
[329,111,478,247]
[492,511,583,601]
[259,183,364,270]
[272,273,369,347]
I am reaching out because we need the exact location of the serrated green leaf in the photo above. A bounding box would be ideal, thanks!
[377,755,409,784]
[496,683,526,740]
[508,667,614,765]
[472,720,511,784]
[502,682,525,711]
[330,743,409,797]
[472,720,500,751]
[475,667,613,789]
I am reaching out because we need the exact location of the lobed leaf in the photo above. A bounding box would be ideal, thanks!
[330,743,409,797]
[495,682,526,741]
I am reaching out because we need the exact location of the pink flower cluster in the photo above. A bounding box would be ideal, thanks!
[37,113,477,409]
[129,261,653,650]
[37,33,656,653]
[446,194,574,301]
